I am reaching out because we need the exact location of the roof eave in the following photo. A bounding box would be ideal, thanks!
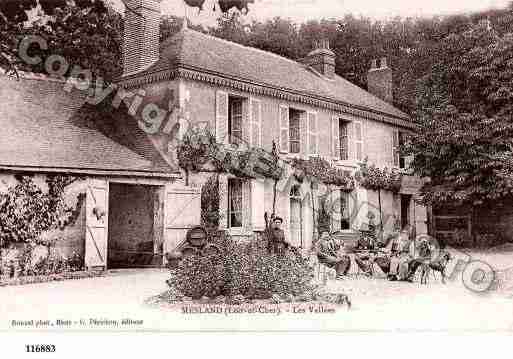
[117,63,416,130]
[0,165,181,179]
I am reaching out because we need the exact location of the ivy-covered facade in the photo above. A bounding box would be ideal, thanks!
[132,23,430,249]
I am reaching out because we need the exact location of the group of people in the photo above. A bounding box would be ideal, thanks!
[266,215,433,282]
[317,226,432,281]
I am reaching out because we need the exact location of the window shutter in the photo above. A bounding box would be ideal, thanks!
[242,99,250,148]
[331,116,340,159]
[300,111,307,156]
[279,105,289,153]
[216,91,229,144]
[354,121,364,162]
[307,112,318,156]
[243,180,252,232]
[249,98,262,148]
[251,179,266,231]
[392,129,400,167]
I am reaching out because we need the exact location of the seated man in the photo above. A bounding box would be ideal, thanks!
[317,231,351,279]
[388,227,414,281]
[354,231,380,276]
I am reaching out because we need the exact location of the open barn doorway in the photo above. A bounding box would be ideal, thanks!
[107,183,164,269]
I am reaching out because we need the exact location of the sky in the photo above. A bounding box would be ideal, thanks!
[109,0,512,27]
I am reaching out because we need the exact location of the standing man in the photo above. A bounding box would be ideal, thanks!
[317,232,351,279]
[268,216,290,255]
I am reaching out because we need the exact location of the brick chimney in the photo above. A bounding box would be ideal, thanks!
[367,57,393,103]
[305,39,336,79]
[122,0,162,77]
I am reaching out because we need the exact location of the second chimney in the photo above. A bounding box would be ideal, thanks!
[367,57,393,103]
[122,0,162,77]
[305,39,336,79]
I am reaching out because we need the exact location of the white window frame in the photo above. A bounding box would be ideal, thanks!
[227,178,244,230]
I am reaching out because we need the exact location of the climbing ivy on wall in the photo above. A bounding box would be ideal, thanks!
[354,158,402,193]
[177,130,282,181]
[0,175,82,248]
[290,157,355,190]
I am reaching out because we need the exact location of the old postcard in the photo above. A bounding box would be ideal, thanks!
[1,0,513,345]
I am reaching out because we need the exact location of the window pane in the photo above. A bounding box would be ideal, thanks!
[289,110,300,153]
[228,179,243,228]
[339,122,348,160]
[290,141,300,154]
[229,98,244,145]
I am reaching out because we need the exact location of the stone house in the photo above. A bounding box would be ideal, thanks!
[118,0,428,251]
[0,0,429,272]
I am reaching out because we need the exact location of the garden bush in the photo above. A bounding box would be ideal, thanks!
[1,244,84,280]
[173,234,315,300]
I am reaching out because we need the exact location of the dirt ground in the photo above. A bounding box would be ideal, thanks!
[0,247,512,332]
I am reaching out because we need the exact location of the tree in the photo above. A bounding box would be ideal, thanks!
[406,23,513,206]
[216,0,254,14]
[209,11,249,45]
[0,0,122,81]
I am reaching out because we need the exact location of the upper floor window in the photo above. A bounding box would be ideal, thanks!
[393,130,409,169]
[339,120,349,161]
[289,109,302,154]
[229,96,244,146]
[332,117,363,161]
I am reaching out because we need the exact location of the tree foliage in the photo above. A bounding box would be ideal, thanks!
[0,0,122,81]
[406,23,513,205]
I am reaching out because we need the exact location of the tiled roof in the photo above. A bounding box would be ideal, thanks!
[0,74,178,177]
[122,28,410,122]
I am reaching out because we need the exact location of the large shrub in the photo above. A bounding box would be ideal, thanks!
[174,234,315,300]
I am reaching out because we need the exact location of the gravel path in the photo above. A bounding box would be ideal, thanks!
[0,260,512,332]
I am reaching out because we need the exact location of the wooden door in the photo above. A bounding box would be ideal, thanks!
[153,187,165,266]
[163,186,201,257]
[85,179,109,270]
